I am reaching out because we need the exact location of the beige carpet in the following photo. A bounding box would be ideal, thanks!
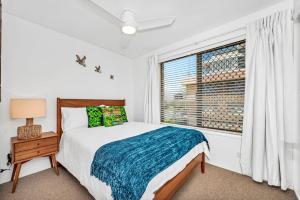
[0,164,297,200]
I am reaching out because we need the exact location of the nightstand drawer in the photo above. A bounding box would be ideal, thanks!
[14,137,57,153]
[15,144,57,162]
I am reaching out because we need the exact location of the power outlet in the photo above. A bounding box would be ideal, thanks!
[7,153,12,166]
[0,153,12,173]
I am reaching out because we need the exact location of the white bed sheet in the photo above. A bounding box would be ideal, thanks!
[56,122,210,200]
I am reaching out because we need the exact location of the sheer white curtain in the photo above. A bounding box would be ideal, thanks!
[294,1,300,197]
[144,54,160,124]
[240,10,295,190]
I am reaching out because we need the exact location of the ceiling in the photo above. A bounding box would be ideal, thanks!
[4,0,283,58]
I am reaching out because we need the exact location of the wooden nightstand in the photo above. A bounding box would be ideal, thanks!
[10,132,59,193]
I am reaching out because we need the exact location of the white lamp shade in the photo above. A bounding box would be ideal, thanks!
[10,98,46,119]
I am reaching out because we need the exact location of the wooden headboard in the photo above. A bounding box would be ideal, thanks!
[56,98,125,140]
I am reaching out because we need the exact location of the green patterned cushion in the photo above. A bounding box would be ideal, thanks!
[102,106,123,127]
[119,106,128,122]
[86,106,103,128]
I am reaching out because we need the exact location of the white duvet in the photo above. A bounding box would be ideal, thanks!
[56,122,210,200]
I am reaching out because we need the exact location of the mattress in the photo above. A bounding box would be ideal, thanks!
[56,122,210,200]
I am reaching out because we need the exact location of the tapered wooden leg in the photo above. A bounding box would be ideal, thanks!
[49,156,53,168]
[50,154,59,176]
[11,164,16,182]
[200,153,205,173]
[12,163,22,193]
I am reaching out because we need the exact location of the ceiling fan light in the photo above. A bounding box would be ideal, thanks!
[122,25,136,35]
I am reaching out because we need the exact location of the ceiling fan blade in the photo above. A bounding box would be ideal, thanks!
[78,0,123,27]
[137,17,176,31]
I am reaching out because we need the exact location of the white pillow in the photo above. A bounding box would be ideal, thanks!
[61,107,88,132]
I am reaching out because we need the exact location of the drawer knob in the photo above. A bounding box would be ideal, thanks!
[37,151,40,154]
[37,143,40,146]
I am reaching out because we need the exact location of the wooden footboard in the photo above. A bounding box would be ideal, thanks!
[154,152,205,200]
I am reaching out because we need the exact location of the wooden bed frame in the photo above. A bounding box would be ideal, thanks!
[56,98,205,200]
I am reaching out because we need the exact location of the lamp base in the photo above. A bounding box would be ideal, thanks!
[17,124,42,140]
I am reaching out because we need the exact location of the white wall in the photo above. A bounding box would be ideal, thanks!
[294,12,300,199]
[0,13,134,184]
[132,0,298,190]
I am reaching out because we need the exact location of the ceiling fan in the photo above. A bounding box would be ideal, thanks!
[76,0,176,49]
[83,0,176,35]
[119,10,175,35]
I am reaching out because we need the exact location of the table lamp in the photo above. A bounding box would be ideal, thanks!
[10,98,46,140]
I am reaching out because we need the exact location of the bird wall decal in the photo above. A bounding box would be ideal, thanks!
[76,55,86,67]
[95,65,102,73]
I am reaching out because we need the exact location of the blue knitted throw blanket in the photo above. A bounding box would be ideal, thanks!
[90,126,208,200]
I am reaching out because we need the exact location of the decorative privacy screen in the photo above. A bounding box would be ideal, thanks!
[161,40,245,133]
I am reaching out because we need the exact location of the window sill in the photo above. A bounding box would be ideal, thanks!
[161,122,242,139]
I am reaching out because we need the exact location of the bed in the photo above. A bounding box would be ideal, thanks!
[56,98,210,200]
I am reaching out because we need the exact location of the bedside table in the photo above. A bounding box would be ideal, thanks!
[10,132,59,193]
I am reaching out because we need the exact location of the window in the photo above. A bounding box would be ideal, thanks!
[160,40,245,133]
